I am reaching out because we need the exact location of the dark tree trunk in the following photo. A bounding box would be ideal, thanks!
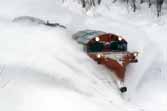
[148,0,152,8]
[132,0,136,12]
[91,0,96,6]
[156,0,164,17]
[98,0,101,5]
[140,0,144,4]
[81,0,86,8]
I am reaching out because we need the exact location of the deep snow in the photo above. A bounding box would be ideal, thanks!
[0,0,167,111]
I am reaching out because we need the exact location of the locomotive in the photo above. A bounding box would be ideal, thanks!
[73,30,138,93]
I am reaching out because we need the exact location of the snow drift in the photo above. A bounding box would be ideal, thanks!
[0,21,139,111]
[0,0,167,111]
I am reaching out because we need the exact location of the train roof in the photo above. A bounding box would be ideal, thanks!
[72,30,106,45]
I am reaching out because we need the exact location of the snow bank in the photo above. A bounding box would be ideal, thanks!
[0,21,140,111]
[1,0,167,111]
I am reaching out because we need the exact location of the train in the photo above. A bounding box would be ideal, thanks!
[73,30,138,93]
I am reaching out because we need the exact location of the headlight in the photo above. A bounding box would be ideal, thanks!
[133,52,138,57]
[95,37,100,42]
[97,54,101,58]
[118,37,122,41]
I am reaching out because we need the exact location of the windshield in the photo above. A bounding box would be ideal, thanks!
[87,41,127,52]
[110,41,127,51]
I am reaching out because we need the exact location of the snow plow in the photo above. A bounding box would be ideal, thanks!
[73,30,138,93]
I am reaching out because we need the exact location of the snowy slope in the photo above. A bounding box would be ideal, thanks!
[0,2,139,110]
[0,20,139,111]
[0,0,167,111]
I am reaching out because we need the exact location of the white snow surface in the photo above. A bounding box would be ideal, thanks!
[0,0,167,111]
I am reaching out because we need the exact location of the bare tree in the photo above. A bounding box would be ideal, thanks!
[140,0,144,4]
[91,0,96,6]
[78,0,165,17]
[98,0,101,5]
[81,0,86,8]
[148,0,152,7]
[80,0,102,9]
[131,0,136,12]
[156,0,164,16]
[139,0,151,7]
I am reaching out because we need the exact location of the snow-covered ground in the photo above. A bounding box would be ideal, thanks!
[0,0,167,111]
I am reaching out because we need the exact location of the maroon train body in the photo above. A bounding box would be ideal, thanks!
[87,33,138,81]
